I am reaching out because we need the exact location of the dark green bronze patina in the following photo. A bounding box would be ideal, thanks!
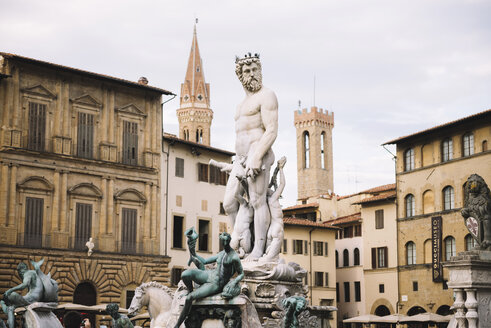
[106,303,134,328]
[282,296,307,328]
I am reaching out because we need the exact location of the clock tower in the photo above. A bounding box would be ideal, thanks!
[177,24,213,145]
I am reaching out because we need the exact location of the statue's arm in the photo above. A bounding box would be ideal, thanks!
[209,159,233,173]
[247,92,278,174]
[270,164,286,202]
[233,256,244,284]
[202,254,219,265]
[5,275,31,295]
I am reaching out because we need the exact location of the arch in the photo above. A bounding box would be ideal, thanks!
[114,188,147,204]
[442,186,454,210]
[405,194,415,217]
[335,250,339,268]
[407,306,426,316]
[406,241,416,265]
[404,148,414,171]
[444,236,456,261]
[375,305,390,316]
[424,239,432,263]
[353,248,360,266]
[320,131,326,169]
[483,140,488,152]
[422,189,435,214]
[73,281,97,328]
[17,176,54,192]
[465,233,477,251]
[196,126,203,144]
[436,305,452,316]
[421,144,433,166]
[462,132,474,157]
[303,131,310,168]
[370,298,394,315]
[68,183,103,198]
[343,249,349,267]
[441,137,453,162]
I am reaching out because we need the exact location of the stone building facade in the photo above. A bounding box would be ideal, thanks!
[176,25,213,146]
[384,109,491,316]
[294,106,334,200]
[0,53,172,326]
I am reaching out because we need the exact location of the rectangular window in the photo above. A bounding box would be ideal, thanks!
[175,158,184,177]
[122,121,138,165]
[304,274,308,286]
[314,272,324,287]
[173,216,184,248]
[77,112,94,158]
[304,240,308,255]
[219,171,228,186]
[219,202,226,215]
[413,281,418,291]
[125,290,135,309]
[324,273,329,287]
[324,242,328,256]
[209,165,222,184]
[121,208,137,253]
[293,240,303,254]
[313,241,323,256]
[344,282,350,302]
[371,248,377,269]
[198,163,209,182]
[24,197,44,247]
[198,219,210,251]
[28,102,46,151]
[379,284,385,293]
[354,224,362,236]
[375,210,384,229]
[219,222,227,251]
[171,267,183,287]
[336,283,340,302]
[355,281,361,302]
[343,226,353,238]
[377,247,388,268]
[75,203,92,250]
[282,239,288,254]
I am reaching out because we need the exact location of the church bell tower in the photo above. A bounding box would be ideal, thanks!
[176,24,213,145]
[294,106,334,200]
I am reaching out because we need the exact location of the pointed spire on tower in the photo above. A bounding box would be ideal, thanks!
[177,23,213,145]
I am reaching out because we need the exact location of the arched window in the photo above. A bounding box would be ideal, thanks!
[353,248,360,265]
[196,128,203,144]
[183,129,189,141]
[343,249,349,267]
[405,194,415,217]
[483,140,488,152]
[406,241,416,265]
[422,190,434,214]
[444,236,456,261]
[441,138,453,162]
[303,132,310,168]
[335,250,339,268]
[320,132,326,169]
[465,234,477,251]
[404,148,414,171]
[443,186,454,210]
[462,133,474,157]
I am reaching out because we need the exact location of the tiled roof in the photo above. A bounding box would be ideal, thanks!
[359,183,396,194]
[283,217,336,229]
[353,191,396,205]
[0,52,175,95]
[324,212,361,226]
[283,203,319,211]
[163,133,234,156]
[383,109,491,145]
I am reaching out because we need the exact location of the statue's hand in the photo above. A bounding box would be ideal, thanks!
[246,157,262,179]
[3,290,11,298]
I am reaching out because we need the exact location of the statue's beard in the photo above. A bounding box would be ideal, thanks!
[242,74,262,92]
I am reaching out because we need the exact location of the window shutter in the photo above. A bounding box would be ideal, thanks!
[122,208,137,253]
[283,239,287,253]
[75,203,92,249]
[371,248,377,269]
[25,197,44,247]
[325,273,329,287]
[304,240,308,255]
[292,240,296,254]
[384,247,388,267]
[324,242,328,256]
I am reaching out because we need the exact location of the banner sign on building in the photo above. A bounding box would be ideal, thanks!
[432,216,443,282]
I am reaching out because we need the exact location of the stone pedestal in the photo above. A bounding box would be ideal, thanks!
[444,250,491,328]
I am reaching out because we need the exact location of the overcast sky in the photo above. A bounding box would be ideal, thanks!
[1,0,490,206]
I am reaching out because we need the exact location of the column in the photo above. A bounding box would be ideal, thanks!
[151,184,157,239]
[11,69,19,129]
[7,165,17,226]
[151,102,156,151]
[107,178,114,234]
[51,171,60,231]
[1,80,11,146]
[54,82,61,136]
[145,101,151,150]
[99,178,107,235]
[101,89,108,142]
[453,289,466,328]
[59,172,67,232]
[62,82,70,137]
[143,183,150,239]
[465,288,478,328]
[0,164,8,226]
[108,91,114,144]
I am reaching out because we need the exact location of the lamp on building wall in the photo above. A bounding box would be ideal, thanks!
[426,302,435,310]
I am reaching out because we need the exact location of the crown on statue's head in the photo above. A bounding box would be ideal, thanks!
[235,52,260,63]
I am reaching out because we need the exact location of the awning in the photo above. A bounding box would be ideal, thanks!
[400,312,451,323]
[343,314,385,323]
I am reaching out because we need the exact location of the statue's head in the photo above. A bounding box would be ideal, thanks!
[106,303,119,318]
[17,262,28,277]
[465,174,490,196]
[235,53,262,92]
[219,232,232,248]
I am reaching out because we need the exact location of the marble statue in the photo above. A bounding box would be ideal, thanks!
[1,259,58,328]
[222,53,278,261]
[86,237,94,257]
[106,303,134,328]
[127,281,174,328]
[462,174,491,250]
[282,296,307,328]
[174,232,244,328]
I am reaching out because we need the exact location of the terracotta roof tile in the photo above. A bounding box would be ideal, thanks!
[383,109,491,145]
[163,133,234,156]
[324,212,361,226]
[283,217,337,229]
[283,203,319,211]
[0,52,174,95]
[359,183,396,194]
[353,191,396,205]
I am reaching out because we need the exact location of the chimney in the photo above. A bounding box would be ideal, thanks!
[138,77,148,85]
